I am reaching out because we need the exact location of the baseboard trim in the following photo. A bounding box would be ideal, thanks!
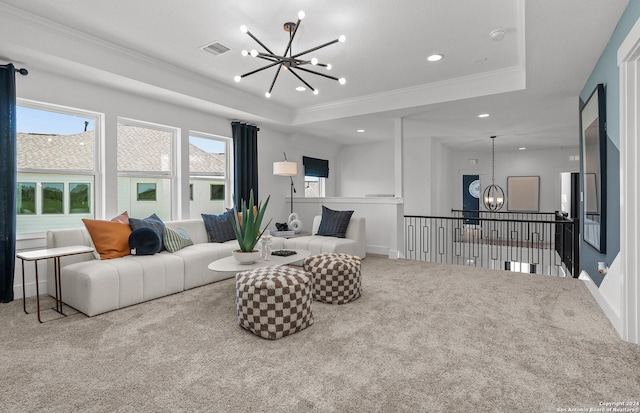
[580,270,623,337]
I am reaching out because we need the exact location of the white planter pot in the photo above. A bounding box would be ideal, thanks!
[232,250,260,265]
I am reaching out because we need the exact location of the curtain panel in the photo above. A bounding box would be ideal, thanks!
[302,156,329,178]
[231,121,259,207]
[0,64,19,303]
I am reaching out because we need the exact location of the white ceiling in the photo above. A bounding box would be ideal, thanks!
[0,0,630,152]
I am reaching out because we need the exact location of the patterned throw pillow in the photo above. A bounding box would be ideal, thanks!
[164,227,194,253]
[129,213,166,253]
[316,206,354,238]
[202,209,237,243]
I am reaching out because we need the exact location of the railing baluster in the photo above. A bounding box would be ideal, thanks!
[405,212,577,277]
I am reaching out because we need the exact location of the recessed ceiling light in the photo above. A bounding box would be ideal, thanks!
[357,129,365,133]
[478,113,490,118]
[427,54,443,62]
[296,86,306,92]
[519,147,526,151]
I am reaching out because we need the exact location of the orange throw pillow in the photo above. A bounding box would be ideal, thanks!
[82,219,132,259]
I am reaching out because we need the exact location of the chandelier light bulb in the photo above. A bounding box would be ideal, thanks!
[241,49,249,56]
[311,57,318,65]
[326,64,332,70]
[298,11,305,20]
[234,75,241,82]
[240,25,248,33]
[250,49,258,57]
[339,35,346,43]
[339,78,346,85]
[265,92,271,98]
[313,89,319,95]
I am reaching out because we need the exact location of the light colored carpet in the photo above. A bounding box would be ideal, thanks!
[1,256,639,412]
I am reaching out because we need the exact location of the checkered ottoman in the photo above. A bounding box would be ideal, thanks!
[303,253,362,304]
[235,265,314,340]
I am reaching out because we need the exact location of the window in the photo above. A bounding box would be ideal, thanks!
[69,183,91,213]
[136,183,157,201]
[42,183,64,214]
[189,132,231,216]
[210,184,225,200]
[17,183,36,214]
[305,176,326,197]
[16,101,99,234]
[117,119,175,220]
[303,156,329,197]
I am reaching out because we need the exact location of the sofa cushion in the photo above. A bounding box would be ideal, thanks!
[129,213,166,253]
[129,227,161,255]
[81,218,132,260]
[202,209,237,243]
[316,206,354,238]
[164,227,194,253]
[111,211,129,224]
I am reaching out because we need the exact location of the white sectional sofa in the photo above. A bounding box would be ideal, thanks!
[45,215,366,317]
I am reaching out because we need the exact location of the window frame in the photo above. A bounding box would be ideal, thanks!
[16,99,102,235]
[188,131,233,212]
[117,117,178,220]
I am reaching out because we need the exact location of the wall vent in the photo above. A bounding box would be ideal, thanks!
[201,41,230,56]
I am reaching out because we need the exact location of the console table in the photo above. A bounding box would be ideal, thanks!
[17,245,95,323]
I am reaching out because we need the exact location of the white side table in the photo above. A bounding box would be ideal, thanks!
[17,245,95,323]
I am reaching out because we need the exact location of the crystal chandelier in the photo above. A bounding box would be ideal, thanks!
[234,11,346,98]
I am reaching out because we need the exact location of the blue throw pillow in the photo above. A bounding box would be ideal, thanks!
[202,209,237,243]
[129,213,166,253]
[316,206,354,238]
[129,227,161,256]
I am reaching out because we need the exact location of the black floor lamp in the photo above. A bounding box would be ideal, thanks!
[273,152,298,213]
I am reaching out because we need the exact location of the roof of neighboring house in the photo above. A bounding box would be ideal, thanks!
[17,124,225,175]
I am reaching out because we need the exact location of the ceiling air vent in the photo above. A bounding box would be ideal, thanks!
[201,41,230,56]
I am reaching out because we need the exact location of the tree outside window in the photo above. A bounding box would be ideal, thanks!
[17,182,36,214]
[42,183,64,214]
[69,183,90,213]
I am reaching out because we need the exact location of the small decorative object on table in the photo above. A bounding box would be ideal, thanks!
[272,250,297,257]
[288,212,303,234]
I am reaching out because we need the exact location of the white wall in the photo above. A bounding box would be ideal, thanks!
[450,147,580,213]
[335,140,395,197]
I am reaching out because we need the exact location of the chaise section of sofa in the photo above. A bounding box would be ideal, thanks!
[279,215,366,258]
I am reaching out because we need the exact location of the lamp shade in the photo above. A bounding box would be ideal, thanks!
[273,161,298,176]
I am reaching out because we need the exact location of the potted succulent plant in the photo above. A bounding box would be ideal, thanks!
[231,190,271,264]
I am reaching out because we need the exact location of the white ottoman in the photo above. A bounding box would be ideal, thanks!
[303,253,362,304]
[235,265,314,340]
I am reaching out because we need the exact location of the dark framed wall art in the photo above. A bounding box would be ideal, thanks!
[580,83,607,253]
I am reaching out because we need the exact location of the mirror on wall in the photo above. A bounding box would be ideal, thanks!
[580,83,607,253]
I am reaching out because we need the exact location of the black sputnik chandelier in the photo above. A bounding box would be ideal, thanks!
[234,10,346,98]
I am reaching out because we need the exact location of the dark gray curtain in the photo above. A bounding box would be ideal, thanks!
[1,64,20,302]
[231,121,259,206]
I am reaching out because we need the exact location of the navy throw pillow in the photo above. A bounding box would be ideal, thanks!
[129,227,161,256]
[202,209,237,243]
[129,213,166,253]
[316,206,354,238]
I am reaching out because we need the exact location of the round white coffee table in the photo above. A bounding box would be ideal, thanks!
[208,249,311,273]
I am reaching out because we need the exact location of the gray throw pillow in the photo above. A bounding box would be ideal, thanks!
[316,206,354,238]
[129,213,166,253]
[202,209,237,243]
